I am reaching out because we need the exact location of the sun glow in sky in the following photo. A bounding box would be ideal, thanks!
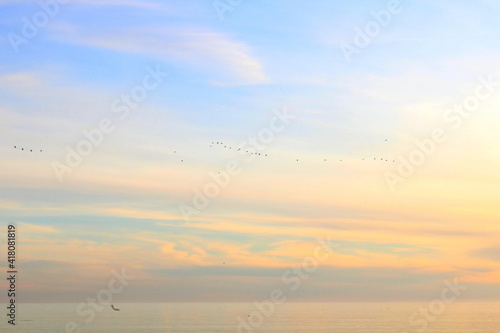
[1,0,500,302]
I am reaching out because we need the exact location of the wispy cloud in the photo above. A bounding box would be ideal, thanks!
[0,72,42,89]
[471,246,500,262]
[0,0,160,8]
[18,222,60,234]
[52,25,268,85]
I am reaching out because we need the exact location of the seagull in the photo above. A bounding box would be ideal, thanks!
[111,304,120,311]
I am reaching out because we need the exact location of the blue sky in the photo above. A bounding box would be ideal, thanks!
[1,0,500,302]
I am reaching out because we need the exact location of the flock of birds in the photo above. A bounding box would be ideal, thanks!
[209,140,396,163]
[210,141,269,157]
[13,146,43,153]
[11,139,396,163]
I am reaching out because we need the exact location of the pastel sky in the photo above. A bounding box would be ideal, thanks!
[1,0,500,302]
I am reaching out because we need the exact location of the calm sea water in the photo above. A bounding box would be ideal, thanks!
[1,302,498,332]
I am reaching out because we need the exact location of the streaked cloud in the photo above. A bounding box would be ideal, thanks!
[51,25,268,85]
[0,0,160,7]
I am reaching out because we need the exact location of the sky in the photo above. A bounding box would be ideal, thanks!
[0,0,500,303]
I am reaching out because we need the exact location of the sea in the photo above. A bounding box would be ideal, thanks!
[1,302,498,332]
